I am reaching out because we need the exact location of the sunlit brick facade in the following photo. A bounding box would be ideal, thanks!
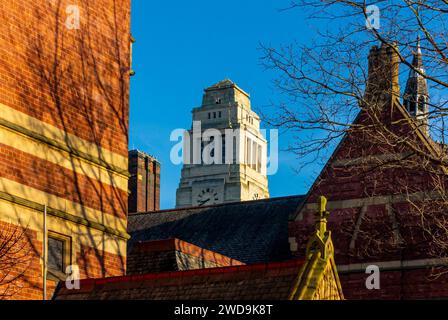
[0,0,131,299]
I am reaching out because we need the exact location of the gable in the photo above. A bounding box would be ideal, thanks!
[291,94,444,215]
[288,52,447,267]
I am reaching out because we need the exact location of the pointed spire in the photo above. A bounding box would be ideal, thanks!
[403,35,429,132]
[305,196,333,259]
[316,196,330,237]
[411,35,424,72]
[416,35,422,54]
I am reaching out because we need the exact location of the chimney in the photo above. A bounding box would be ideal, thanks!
[365,42,400,104]
[128,150,160,213]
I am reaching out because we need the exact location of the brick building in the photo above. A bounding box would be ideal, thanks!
[128,150,160,213]
[0,0,131,299]
[54,197,344,300]
[2,0,445,301]
[288,42,448,299]
[114,42,448,300]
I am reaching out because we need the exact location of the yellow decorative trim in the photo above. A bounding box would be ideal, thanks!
[289,196,344,300]
[0,177,128,236]
[0,125,128,191]
[0,102,129,176]
[0,190,129,240]
[0,201,127,256]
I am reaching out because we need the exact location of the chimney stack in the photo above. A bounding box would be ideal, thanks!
[128,150,160,213]
[365,42,400,103]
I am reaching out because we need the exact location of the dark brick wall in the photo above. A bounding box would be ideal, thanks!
[289,44,448,299]
[339,269,448,300]
[127,250,177,274]
[128,150,160,213]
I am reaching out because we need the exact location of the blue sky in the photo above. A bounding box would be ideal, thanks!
[129,0,321,209]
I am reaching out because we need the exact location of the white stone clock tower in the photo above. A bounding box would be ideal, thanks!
[175,79,270,208]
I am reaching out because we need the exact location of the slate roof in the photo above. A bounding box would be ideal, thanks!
[127,238,244,275]
[54,259,305,300]
[127,196,305,265]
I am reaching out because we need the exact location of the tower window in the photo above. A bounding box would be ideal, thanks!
[252,141,257,170]
[213,112,216,119]
[408,101,417,114]
[222,135,226,164]
[215,98,222,104]
[246,137,252,165]
[219,111,222,118]
[418,96,426,113]
[208,113,211,119]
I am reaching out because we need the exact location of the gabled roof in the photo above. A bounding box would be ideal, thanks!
[128,196,305,264]
[290,78,443,222]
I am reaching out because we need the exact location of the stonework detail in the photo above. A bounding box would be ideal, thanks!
[312,262,342,300]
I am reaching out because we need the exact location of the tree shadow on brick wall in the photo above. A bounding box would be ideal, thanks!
[0,0,131,298]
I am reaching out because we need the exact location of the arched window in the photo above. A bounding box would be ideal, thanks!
[408,100,416,114]
[418,96,426,113]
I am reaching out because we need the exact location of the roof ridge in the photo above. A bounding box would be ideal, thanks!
[72,258,305,288]
[129,194,306,216]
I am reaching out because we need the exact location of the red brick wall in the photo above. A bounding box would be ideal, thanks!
[0,0,131,214]
[153,161,161,211]
[0,0,130,299]
[0,220,125,300]
[340,269,448,300]
[128,151,160,213]
[0,221,42,300]
[288,137,446,298]
[288,50,448,298]
[0,0,131,156]
[0,143,127,218]
[76,245,126,279]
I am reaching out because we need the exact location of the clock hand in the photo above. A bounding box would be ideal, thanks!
[198,198,211,206]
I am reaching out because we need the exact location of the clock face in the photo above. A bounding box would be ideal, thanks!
[197,188,220,206]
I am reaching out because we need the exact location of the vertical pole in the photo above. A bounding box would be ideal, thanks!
[43,204,47,300]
